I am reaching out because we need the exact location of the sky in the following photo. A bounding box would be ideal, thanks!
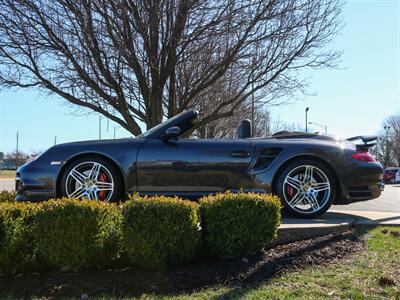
[0,0,399,154]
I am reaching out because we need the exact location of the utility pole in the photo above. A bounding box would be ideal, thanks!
[113,126,119,139]
[250,53,257,137]
[305,107,310,133]
[54,136,57,145]
[16,131,19,169]
[384,125,391,167]
[251,90,254,137]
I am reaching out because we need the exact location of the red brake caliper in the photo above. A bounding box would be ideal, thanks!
[287,186,295,199]
[98,173,108,200]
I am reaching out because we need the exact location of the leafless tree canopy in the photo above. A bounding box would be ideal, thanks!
[0,0,342,135]
[5,149,29,169]
[373,114,400,167]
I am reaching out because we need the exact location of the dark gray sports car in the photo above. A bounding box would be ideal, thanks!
[16,110,383,218]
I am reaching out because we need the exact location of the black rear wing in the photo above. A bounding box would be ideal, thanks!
[346,135,377,152]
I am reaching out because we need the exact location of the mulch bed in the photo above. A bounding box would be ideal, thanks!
[0,230,364,298]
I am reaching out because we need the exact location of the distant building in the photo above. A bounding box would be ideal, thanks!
[0,159,17,170]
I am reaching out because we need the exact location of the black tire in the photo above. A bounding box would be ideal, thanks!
[276,159,336,218]
[60,156,124,202]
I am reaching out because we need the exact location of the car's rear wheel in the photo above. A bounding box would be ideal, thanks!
[276,159,336,218]
[60,157,123,202]
[390,178,395,184]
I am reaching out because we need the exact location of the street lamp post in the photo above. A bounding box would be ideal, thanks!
[305,107,309,133]
[308,122,328,134]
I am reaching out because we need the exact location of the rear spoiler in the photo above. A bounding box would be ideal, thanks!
[346,135,377,152]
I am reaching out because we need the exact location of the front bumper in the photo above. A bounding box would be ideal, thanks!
[15,161,58,202]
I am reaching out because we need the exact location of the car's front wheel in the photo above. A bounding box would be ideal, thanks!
[276,159,336,218]
[60,157,123,201]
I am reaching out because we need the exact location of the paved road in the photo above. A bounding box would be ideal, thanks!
[1,178,399,212]
[0,179,14,192]
[334,184,400,213]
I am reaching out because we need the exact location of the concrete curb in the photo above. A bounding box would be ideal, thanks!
[275,210,400,245]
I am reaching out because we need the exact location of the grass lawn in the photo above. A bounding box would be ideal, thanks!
[0,170,16,179]
[148,227,400,300]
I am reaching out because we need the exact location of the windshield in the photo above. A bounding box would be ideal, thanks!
[138,110,194,138]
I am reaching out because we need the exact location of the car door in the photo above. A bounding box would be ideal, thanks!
[136,138,254,197]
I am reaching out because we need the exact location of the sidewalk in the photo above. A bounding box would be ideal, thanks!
[276,210,400,244]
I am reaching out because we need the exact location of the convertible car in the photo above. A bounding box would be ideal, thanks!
[16,110,383,218]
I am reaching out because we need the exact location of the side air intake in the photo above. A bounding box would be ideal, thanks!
[253,148,282,170]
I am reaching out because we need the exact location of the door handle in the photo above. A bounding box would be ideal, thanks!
[230,151,251,158]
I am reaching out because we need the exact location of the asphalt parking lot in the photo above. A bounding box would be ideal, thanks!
[0,179,14,192]
[1,178,399,213]
[333,184,400,213]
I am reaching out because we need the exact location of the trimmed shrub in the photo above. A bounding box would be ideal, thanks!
[0,202,40,274]
[0,190,16,202]
[122,195,200,268]
[200,192,281,258]
[35,198,122,270]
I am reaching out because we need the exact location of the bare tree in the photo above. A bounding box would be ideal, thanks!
[5,150,29,169]
[196,102,272,138]
[373,113,400,167]
[0,0,343,135]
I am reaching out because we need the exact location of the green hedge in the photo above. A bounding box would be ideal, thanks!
[200,192,281,258]
[0,192,281,273]
[0,202,40,274]
[122,195,200,268]
[0,191,16,202]
[35,199,122,270]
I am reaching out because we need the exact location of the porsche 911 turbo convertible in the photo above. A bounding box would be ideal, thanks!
[15,110,383,218]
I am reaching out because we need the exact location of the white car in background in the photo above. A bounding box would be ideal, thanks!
[396,169,400,183]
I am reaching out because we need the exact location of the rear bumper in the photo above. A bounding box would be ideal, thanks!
[335,161,383,204]
[338,184,382,204]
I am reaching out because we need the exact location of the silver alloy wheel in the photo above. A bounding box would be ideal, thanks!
[65,161,114,201]
[283,165,331,214]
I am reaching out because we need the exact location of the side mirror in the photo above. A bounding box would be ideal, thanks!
[163,126,180,140]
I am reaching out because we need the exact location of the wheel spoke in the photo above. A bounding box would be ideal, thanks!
[87,189,98,201]
[289,192,305,207]
[89,163,102,180]
[69,168,86,184]
[313,182,330,192]
[96,181,113,191]
[302,196,314,210]
[307,193,320,211]
[69,186,87,198]
[304,165,314,183]
[285,176,302,191]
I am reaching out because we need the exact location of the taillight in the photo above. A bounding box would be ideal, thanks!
[352,152,376,162]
